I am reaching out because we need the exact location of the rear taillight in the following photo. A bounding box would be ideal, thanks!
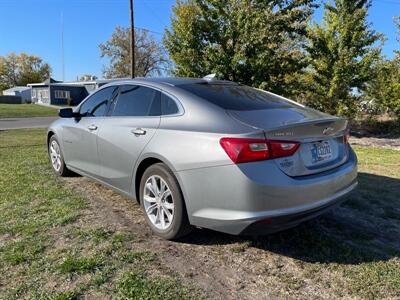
[269,141,300,158]
[220,138,300,164]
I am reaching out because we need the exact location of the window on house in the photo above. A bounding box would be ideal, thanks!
[32,89,36,98]
[38,90,49,99]
[55,90,71,99]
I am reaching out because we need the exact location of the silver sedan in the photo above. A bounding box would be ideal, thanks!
[47,77,358,240]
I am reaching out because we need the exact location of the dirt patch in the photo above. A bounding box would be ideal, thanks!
[62,175,400,299]
[64,177,275,299]
[350,136,400,150]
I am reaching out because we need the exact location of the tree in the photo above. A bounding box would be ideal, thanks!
[0,52,51,91]
[163,0,316,98]
[366,57,400,120]
[365,17,400,121]
[303,0,382,117]
[99,26,167,78]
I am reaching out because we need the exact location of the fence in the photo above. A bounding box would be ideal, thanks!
[0,95,23,104]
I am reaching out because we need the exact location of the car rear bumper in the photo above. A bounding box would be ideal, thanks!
[175,147,358,235]
[239,181,356,235]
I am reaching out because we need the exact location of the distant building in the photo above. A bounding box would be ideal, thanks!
[28,78,119,106]
[3,86,31,103]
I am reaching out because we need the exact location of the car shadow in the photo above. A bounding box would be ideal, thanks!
[179,172,400,265]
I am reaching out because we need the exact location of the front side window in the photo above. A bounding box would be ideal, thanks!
[161,93,180,115]
[111,85,160,117]
[80,86,118,117]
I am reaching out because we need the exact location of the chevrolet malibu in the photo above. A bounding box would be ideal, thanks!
[47,77,357,240]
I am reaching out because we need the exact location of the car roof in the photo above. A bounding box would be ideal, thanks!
[105,77,238,88]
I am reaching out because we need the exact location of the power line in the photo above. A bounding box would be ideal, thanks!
[141,0,169,28]
[135,27,163,36]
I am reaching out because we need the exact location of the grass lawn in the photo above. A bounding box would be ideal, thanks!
[0,104,58,118]
[0,128,399,298]
[0,129,201,299]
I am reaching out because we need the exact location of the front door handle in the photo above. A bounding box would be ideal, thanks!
[87,124,98,131]
[131,128,146,136]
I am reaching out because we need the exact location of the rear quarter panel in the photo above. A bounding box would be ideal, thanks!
[142,106,263,171]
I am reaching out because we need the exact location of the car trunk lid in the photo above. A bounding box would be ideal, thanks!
[228,107,349,176]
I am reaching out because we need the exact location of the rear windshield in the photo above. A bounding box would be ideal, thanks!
[179,83,295,111]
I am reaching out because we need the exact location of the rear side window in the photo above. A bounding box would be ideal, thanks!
[161,93,180,115]
[80,86,118,117]
[111,85,160,117]
[179,83,295,111]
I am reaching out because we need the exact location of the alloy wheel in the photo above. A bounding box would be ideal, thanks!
[49,140,62,172]
[143,175,174,230]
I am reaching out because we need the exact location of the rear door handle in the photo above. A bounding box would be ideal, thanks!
[131,128,146,136]
[87,125,98,131]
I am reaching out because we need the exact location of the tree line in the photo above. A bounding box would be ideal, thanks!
[163,0,399,121]
[1,0,398,123]
[0,53,50,93]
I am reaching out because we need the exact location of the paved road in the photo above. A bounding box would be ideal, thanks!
[0,117,58,130]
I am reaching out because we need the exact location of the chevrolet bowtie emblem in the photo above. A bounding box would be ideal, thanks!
[323,127,335,135]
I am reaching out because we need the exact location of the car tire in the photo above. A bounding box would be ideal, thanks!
[140,163,192,240]
[48,135,73,177]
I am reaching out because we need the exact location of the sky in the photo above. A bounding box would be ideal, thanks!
[0,0,398,81]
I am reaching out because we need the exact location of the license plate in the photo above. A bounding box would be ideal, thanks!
[310,141,332,163]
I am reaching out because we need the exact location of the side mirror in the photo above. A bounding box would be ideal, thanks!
[59,108,78,118]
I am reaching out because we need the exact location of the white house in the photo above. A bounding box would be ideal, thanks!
[3,86,32,103]
[28,78,120,106]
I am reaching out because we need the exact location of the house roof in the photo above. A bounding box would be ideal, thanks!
[28,78,62,87]
[3,86,31,92]
[44,78,61,84]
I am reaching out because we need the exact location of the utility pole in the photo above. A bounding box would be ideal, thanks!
[61,12,65,82]
[129,0,135,78]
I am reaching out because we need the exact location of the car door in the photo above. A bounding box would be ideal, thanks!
[96,84,161,193]
[62,86,118,177]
